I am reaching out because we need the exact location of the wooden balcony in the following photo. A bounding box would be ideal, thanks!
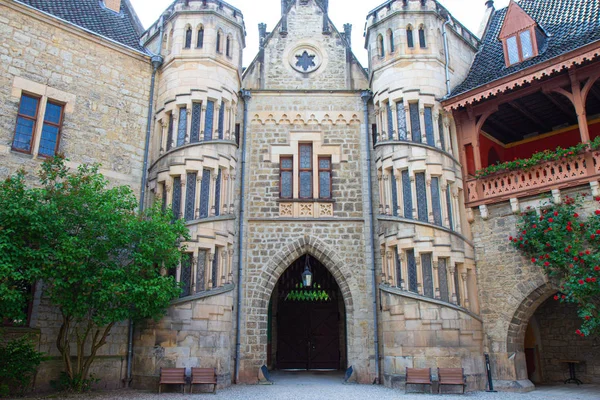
[466,149,600,207]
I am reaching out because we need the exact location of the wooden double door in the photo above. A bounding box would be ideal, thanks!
[276,301,340,370]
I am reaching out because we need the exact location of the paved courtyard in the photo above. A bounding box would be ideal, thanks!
[22,372,600,400]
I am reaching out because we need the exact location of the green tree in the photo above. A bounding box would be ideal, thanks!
[0,156,189,390]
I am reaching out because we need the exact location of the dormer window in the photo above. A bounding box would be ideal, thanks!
[499,1,542,67]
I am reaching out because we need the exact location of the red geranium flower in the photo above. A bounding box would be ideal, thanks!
[554,295,559,300]
[591,234,596,240]
[585,316,591,321]
[544,261,550,267]
[596,210,600,215]
[586,250,590,255]
[576,329,582,335]
[561,295,566,299]
[531,257,536,263]
[593,278,597,283]
[586,277,592,283]
[594,266,600,271]
[574,213,579,218]
[554,211,559,216]
[579,279,585,285]
[533,224,537,228]
[548,218,554,223]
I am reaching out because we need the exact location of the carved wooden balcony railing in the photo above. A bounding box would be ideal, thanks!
[466,149,600,207]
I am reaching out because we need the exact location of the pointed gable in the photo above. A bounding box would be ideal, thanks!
[498,0,537,40]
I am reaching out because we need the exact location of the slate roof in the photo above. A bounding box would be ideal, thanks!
[16,0,147,53]
[449,0,600,98]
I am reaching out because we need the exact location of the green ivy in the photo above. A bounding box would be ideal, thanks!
[510,194,600,337]
[475,137,600,178]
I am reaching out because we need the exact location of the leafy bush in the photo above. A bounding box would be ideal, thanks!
[0,334,45,397]
[50,372,99,393]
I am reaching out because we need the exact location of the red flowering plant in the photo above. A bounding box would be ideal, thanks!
[510,194,600,337]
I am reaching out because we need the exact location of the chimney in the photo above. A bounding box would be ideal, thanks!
[281,0,288,34]
[477,0,495,38]
[322,0,330,33]
[259,23,267,48]
[103,0,121,13]
[485,0,494,8]
[344,23,352,47]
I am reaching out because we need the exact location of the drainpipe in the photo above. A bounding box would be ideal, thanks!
[442,15,452,96]
[361,90,380,384]
[234,89,251,384]
[126,17,165,388]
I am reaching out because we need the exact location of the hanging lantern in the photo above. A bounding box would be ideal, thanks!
[302,256,313,287]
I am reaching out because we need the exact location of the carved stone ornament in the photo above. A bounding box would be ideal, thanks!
[289,44,322,74]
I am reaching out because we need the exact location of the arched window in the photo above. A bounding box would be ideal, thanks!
[184,26,192,49]
[216,30,222,53]
[377,34,384,58]
[226,35,232,57]
[419,25,426,48]
[197,26,204,48]
[387,29,394,53]
[406,25,414,48]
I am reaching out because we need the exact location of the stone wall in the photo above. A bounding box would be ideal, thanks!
[380,288,485,392]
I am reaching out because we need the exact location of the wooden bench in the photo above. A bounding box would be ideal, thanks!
[191,367,217,394]
[438,367,467,394]
[158,368,186,394]
[405,367,432,393]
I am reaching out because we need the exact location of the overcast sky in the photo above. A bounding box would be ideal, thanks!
[129,0,510,66]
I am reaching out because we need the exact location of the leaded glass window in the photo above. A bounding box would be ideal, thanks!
[395,247,402,288]
[180,253,193,297]
[199,169,211,218]
[218,101,225,139]
[172,177,182,220]
[177,107,187,147]
[446,184,454,230]
[216,31,221,52]
[407,27,414,48]
[226,36,231,57]
[190,102,201,143]
[196,250,207,292]
[438,112,445,150]
[454,266,461,305]
[185,172,197,221]
[387,102,394,140]
[419,27,426,48]
[415,172,428,222]
[438,258,449,302]
[214,169,222,217]
[388,30,394,53]
[39,102,64,157]
[421,253,433,298]
[184,27,192,49]
[204,100,214,141]
[424,106,435,146]
[299,144,313,199]
[166,113,174,151]
[396,101,407,140]
[161,183,167,213]
[402,170,412,219]
[406,249,418,293]
[13,94,39,153]
[390,171,398,217]
[212,249,220,288]
[431,177,442,226]
[280,157,293,199]
[520,30,533,59]
[197,27,204,48]
[319,157,332,199]
[506,35,519,65]
[409,103,421,143]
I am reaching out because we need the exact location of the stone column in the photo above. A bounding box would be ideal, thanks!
[378,172,384,215]
[386,250,394,285]
[223,173,230,214]
[383,174,390,215]
[230,173,236,213]
[433,113,441,149]
[171,114,178,150]
[404,105,412,142]
[449,263,457,305]
[452,189,462,233]
[200,103,206,141]
[185,106,192,144]
[159,119,166,154]
[180,176,187,219]
[213,102,220,140]
[165,178,173,209]
[394,171,402,217]
[461,271,470,310]
[415,254,423,296]
[390,100,398,141]
[220,248,228,285]
[410,174,418,219]
[432,260,440,299]
[380,248,387,283]
[440,177,449,228]
[228,245,234,283]
[207,252,215,288]
[224,103,231,140]
[419,106,426,145]
[209,172,217,216]
[191,255,198,293]
[426,176,434,224]
[194,173,202,219]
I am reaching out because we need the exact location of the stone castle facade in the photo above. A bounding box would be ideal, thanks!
[2,0,599,393]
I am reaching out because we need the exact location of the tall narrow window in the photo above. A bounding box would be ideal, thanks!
[212,249,220,288]
[402,170,412,219]
[431,177,442,226]
[280,157,293,199]
[172,177,182,220]
[409,103,421,143]
[235,123,241,147]
[299,143,313,199]
[216,31,222,53]
[446,184,454,230]
[166,113,174,151]
[199,169,211,218]
[184,27,192,49]
[377,34,384,57]
[390,171,398,217]
[318,157,332,199]
[424,106,435,146]
[185,172,197,221]
[204,100,214,141]
[407,26,414,48]
[180,253,193,297]
[394,247,402,288]
[371,123,378,147]
[38,102,64,157]
[218,100,225,139]
[506,35,520,65]
[438,258,449,302]
[454,266,461,305]
[388,29,394,53]
[177,107,187,147]
[438,112,445,150]
[520,30,533,58]
[419,26,426,48]
[196,250,207,292]
[387,102,394,140]
[421,253,433,297]
[415,172,428,222]
[396,101,407,140]
[406,249,418,293]
[161,183,167,213]
[197,27,204,48]
[214,169,222,217]
[190,102,201,143]
[12,94,40,153]
[226,35,232,57]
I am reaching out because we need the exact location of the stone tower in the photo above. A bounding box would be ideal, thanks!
[133,0,245,387]
[365,0,485,389]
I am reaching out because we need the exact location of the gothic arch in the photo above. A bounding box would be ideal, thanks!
[506,278,557,353]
